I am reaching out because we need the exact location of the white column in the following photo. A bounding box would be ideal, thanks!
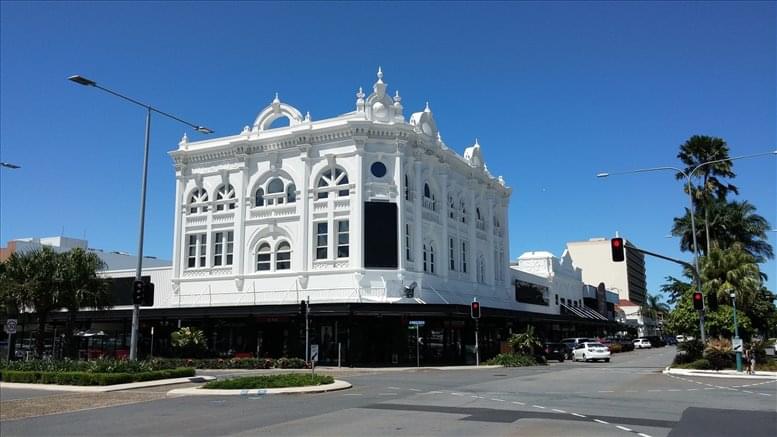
[352,140,365,269]
[397,143,406,271]
[440,167,449,280]
[486,192,495,285]
[235,160,249,282]
[413,152,424,270]
[468,180,477,283]
[171,167,185,281]
[300,146,312,271]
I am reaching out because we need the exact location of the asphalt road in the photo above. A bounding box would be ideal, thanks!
[1,347,775,436]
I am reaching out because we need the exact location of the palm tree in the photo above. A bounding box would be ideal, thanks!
[700,242,762,311]
[675,135,738,255]
[0,247,62,357]
[58,248,112,359]
[508,325,543,356]
[646,293,670,319]
[672,199,773,262]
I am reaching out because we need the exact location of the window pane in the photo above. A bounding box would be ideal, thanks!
[317,191,328,199]
[337,246,349,258]
[317,223,327,233]
[338,233,349,245]
[317,235,328,246]
[338,221,349,232]
[267,178,284,193]
[226,254,233,265]
[316,248,327,259]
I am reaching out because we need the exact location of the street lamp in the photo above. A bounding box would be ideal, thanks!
[0,162,21,169]
[597,150,776,344]
[730,291,742,373]
[69,75,213,360]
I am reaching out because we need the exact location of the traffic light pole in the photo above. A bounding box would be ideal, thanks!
[475,319,479,367]
[626,245,705,343]
[305,296,310,365]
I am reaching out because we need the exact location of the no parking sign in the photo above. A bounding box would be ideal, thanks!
[4,319,17,335]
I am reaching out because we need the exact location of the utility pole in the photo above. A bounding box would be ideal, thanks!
[305,296,310,365]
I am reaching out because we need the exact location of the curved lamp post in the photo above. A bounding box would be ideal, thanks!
[730,291,742,372]
[69,75,213,360]
[597,150,776,344]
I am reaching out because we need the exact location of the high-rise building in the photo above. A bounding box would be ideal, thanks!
[565,237,646,304]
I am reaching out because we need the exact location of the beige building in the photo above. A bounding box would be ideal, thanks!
[565,237,646,305]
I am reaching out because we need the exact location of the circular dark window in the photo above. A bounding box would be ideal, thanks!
[370,162,387,178]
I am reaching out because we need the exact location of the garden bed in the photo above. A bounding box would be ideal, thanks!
[202,373,333,390]
[0,367,194,386]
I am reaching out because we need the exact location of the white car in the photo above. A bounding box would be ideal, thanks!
[633,339,652,349]
[573,342,611,362]
[675,335,686,343]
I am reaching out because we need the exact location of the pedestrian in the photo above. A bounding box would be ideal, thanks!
[744,348,751,375]
[749,346,756,375]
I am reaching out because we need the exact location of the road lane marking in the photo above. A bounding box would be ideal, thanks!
[668,389,680,392]
[593,419,609,424]
[552,409,566,413]
[426,391,443,394]
[638,433,653,437]
[616,426,633,431]
[571,413,586,418]
[758,393,771,396]
[450,392,464,396]
[512,401,525,406]
[743,390,753,393]
[387,387,400,390]
[378,393,397,396]
[597,390,614,393]
[491,398,505,402]
[647,389,661,392]
[532,405,546,409]
[408,388,421,392]
[687,389,698,391]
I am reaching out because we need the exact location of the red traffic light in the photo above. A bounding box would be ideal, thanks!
[693,292,704,310]
[611,237,625,262]
[470,301,481,319]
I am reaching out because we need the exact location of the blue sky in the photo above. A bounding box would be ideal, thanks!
[1,2,775,297]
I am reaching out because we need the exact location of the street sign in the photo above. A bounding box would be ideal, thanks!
[4,319,17,335]
[408,320,425,326]
[311,344,319,363]
[733,338,743,352]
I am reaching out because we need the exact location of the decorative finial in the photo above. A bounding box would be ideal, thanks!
[356,87,366,112]
[242,125,250,134]
[180,132,188,143]
[424,101,431,112]
[305,111,311,122]
[273,92,280,103]
[394,90,401,103]
[377,66,383,80]
[474,137,480,146]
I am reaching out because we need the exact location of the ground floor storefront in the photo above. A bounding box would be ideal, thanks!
[4,304,619,365]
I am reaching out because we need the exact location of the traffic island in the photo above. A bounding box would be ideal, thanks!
[167,373,352,396]
[663,367,777,380]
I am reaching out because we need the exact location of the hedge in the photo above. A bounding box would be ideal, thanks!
[0,357,307,372]
[484,353,540,367]
[154,357,307,370]
[0,367,194,386]
[203,373,333,390]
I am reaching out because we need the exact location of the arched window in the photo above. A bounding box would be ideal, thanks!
[286,184,296,203]
[255,188,265,207]
[216,185,236,211]
[460,200,467,223]
[423,183,436,211]
[476,208,481,221]
[404,174,410,200]
[189,189,208,214]
[424,183,431,198]
[448,196,455,219]
[256,243,271,271]
[267,178,284,194]
[423,244,428,272]
[276,241,291,270]
[430,244,435,274]
[316,167,349,199]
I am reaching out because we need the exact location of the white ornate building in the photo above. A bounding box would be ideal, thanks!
[167,68,513,311]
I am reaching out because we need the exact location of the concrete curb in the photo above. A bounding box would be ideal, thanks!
[199,365,502,374]
[0,375,216,393]
[166,379,352,396]
[664,367,777,380]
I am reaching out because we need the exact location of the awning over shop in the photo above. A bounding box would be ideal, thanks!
[561,304,608,321]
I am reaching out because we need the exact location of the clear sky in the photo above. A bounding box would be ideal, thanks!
[1,1,775,298]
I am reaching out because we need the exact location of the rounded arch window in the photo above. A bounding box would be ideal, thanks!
[216,185,236,211]
[189,188,208,214]
[286,184,296,203]
[276,241,291,270]
[255,188,265,207]
[267,178,284,194]
[370,162,387,178]
[256,243,271,271]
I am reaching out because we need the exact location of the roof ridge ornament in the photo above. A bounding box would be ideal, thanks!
[373,66,386,97]
[424,101,431,113]
[356,86,366,112]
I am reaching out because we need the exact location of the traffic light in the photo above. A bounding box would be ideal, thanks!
[132,280,145,305]
[470,301,481,319]
[611,238,625,262]
[707,293,718,311]
[299,299,308,316]
[142,282,154,307]
[693,292,704,310]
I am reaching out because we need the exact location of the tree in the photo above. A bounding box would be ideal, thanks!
[672,199,773,262]
[646,293,670,319]
[0,248,62,357]
[675,135,738,255]
[661,276,693,305]
[700,243,762,312]
[57,248,112,359]
[171,327,207,357]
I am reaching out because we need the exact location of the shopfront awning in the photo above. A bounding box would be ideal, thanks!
[561,304,608,321]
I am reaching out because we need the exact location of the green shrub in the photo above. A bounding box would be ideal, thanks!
[484,353,539,367]
[274,357,307,369]
[677,339,704,361]
[0,367,194,385]
[203,373,333,390]
[608,343,623,353]
[704,339,734,371]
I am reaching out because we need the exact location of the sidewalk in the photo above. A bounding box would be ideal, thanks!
[664,367,777,380]
[0,375,216,393]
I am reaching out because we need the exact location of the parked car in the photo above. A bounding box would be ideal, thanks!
[560,337,594,359]
[573,342,611,362]
[662,335,677,345]
[645,336,666,347]
[676,335,686,343]
[633,338,652,349]
[538,342,566,362]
